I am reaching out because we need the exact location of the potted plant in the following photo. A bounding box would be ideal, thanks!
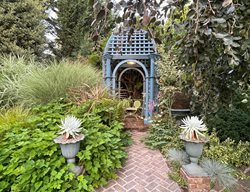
[54,115,84,176]
[179,116,209,176]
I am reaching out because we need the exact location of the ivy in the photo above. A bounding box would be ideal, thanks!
[0,99,131,191]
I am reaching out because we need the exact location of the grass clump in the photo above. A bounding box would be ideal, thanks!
[167,148,189,165]
[201,159,237,190]
[19,60,101,105]
[0,55,102,106]
[0,55,39,108]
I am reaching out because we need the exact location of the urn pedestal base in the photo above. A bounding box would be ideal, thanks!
[183,163,208,177]
[69,164,84,176]
[181,168,210,192]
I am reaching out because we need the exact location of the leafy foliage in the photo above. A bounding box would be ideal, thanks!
[232,85,250,115]
[0,99,131,191]
[207,108,250,142]
[143,117,183,153]
[165,0,250,114]
[0,0,46,57]
[203,131,250,168]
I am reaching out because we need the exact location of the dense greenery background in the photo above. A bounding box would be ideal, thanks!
[0,0,249,190]
[0,99,131,191]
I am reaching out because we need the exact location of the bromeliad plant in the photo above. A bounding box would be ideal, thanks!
[54,115,85,176]
[179,116,209,176]
[180,116,208,142]
[58,115,83,140]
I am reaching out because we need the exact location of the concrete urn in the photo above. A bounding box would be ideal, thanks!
[54,134,85,176]
[181,136,209,176]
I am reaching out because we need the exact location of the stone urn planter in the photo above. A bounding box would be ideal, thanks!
[54,134,84,176]
[180,137,209,176]
[54,115,85,176]
[179,116,209,176]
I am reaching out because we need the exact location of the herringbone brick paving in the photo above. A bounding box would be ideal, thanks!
[96,131,182,192]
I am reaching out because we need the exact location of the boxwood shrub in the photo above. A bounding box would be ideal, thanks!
[0,99,131,192]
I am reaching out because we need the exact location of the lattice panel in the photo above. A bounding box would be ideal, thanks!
[106,30,156,55]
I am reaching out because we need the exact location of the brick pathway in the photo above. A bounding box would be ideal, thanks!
[96,131,182,192]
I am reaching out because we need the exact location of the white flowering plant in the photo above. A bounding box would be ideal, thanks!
[58,115,82,139]
[180,116,208,142]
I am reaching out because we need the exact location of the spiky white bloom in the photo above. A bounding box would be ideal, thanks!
[58,115,82,139]
[241,99,248,103]
[180,116,207,141]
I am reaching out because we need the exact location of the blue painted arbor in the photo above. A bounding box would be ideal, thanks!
[102,29,159,124]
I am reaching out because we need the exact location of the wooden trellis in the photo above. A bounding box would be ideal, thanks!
[103,29,159,124]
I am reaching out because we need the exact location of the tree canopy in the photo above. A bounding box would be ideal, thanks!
[0,0,46,57]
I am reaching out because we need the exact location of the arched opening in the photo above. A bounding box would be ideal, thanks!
[118,68,145,100]
[112,59,149,123]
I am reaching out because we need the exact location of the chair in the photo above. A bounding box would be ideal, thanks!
[125,100,142,119]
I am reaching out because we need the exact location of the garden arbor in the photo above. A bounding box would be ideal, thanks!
[103,29,159,124]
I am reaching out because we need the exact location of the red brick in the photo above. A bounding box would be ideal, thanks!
[124,174,136,182]
[146,181,158,190]
[124,181,137,190]
[180,168,210,192]
[112,184,125,192]
[96,131,182,192]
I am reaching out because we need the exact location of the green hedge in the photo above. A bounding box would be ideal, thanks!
[0,99,131,191]
[207,108,250,142]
